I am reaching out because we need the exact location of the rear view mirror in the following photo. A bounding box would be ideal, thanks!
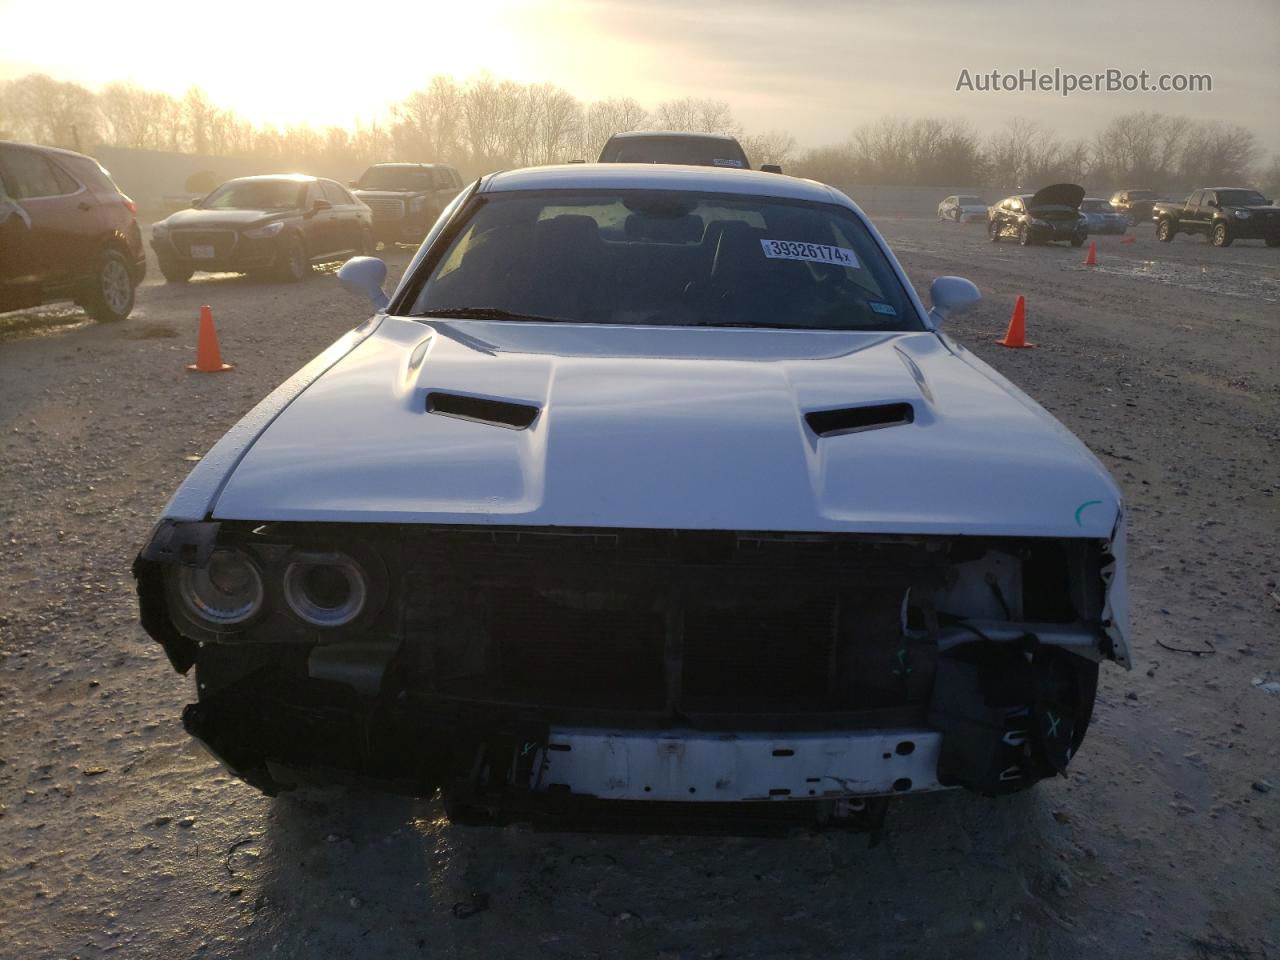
[338,256,390,311]
[760,164,783,174]
[928,276,981,327]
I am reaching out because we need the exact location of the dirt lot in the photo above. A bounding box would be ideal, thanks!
[1,221,1277,960]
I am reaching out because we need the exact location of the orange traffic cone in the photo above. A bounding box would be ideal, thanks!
[1120,235,1136,244]
[187,305,233,373]
[996,295,1036,348]
[1084,240,1097,265]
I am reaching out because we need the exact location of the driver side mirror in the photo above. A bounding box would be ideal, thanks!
[338,256,390,311]
[312,198,333,212]
[928,276,981,328]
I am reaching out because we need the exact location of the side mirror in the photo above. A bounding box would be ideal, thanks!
[313,198,333,212]
[190,197,202,208]
[928,276,981,328]
[348,180,359,188]
[760,164,783,174]
[1206,199,1218,207]
[338,256,390,311]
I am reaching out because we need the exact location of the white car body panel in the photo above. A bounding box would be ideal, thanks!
[210,315,1121,542]
[160,164,1131,667]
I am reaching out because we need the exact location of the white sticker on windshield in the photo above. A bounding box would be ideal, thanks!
[760,239,859,268]
[712,158,745,168]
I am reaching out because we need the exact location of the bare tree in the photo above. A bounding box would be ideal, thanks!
[1179,121,1259,185]
[581,97,649,160]
[652,97,740,136]
[739,130,796,167]
[3,73,98,148]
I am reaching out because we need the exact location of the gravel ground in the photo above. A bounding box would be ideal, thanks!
[1,222,1277,960]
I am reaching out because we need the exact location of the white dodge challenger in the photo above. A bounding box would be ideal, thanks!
[135,164,1129,831]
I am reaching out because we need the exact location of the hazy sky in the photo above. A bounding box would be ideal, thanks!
[2,0,1277,152]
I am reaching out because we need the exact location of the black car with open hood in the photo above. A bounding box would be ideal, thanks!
[988,183,1088,247]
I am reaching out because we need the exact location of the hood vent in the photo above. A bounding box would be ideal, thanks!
[806,402,914,438]
[426,392,539,430]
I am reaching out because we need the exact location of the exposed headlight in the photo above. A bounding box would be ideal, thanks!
[178,549,264,626]
[1232,210,1251,219]
[283,551,367,627]
[244,221,285,239]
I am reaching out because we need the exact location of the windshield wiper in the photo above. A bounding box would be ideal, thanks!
[416,307,573,324]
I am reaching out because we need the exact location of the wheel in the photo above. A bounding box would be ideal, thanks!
[1070,235,1085,248]
[953,208,962,222]
[1266,237,1280,248]
[1019,224,1032,246]
[81,248,136,321]
[1212,223,1232,247]
[1157,220,1175,242]
[275,233,309,282]
[159,258,194,284]
[359,227,374,256]
[1127,212,1137,226]
[988,220,1001,243]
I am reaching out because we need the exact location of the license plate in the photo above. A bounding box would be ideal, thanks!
[190,244,215,259]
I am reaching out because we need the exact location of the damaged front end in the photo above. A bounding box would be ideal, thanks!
[134,519,1128,828]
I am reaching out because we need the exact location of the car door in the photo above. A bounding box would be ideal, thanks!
[321,180,359,253]
[1183,190,1204,232]
[1197,190,1218,232]
[299,181,335,257]
[0,144,102,290]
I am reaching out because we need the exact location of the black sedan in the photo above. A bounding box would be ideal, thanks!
[151,175,373,283]
[988,184,1088,247]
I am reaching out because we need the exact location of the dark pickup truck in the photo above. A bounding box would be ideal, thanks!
[1152,188,1280,247]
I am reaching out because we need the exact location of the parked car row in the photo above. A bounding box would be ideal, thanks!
[939,181,1279,250]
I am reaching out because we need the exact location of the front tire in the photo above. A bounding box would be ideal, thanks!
[275,233,309,282]
[1157,219,1175,242]
[1070,235,1085,248]
[359,227,374,256]
[159,258,194,284]
[988,220,1002,243]
[82,248,135,322]
[1212,223,1232,247]
[1019,224,1032,246]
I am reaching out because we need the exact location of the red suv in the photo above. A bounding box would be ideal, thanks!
[0,141,146,322]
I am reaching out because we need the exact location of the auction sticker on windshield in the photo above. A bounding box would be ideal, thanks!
[761,239,859,267]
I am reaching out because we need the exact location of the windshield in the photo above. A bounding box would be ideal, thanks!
[204,180,304,211]
[1081,200,1115,212]
[1128,190,1157,200]
[409,190,923,331]
[1216,189,1268,206]
[600,137,749,168]
[357,166,434,191]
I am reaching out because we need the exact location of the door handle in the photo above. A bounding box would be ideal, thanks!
[78,201,93,211]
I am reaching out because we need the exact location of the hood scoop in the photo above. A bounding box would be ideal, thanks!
[426,391,539,430]
[806,402,914,438]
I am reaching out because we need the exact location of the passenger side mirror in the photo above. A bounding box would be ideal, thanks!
[338,256,390,312]
[760,164,783,174]
[190,197,202,208]
[312,198,333,212]
[927,276,981,328]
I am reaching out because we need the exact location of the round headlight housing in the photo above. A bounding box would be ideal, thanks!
[178,549,264,625]
[283,551,367,627]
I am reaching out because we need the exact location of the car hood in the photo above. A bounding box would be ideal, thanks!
[1029,183,1085,210]
[210,317,1121,537]
[161,208,290,229]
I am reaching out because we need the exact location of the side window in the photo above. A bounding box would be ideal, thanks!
[1201,191,1216,208]
[322,181,349,204]
[0,148,72,199]
[50,162,81,195]
[1187,191,1203,208]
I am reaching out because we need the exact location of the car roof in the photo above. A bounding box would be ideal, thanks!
[608,130,740,142]
[482,163,840,204]
[225,174,318,184]
[1202,186,1257,191]
[2,139,94,162]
